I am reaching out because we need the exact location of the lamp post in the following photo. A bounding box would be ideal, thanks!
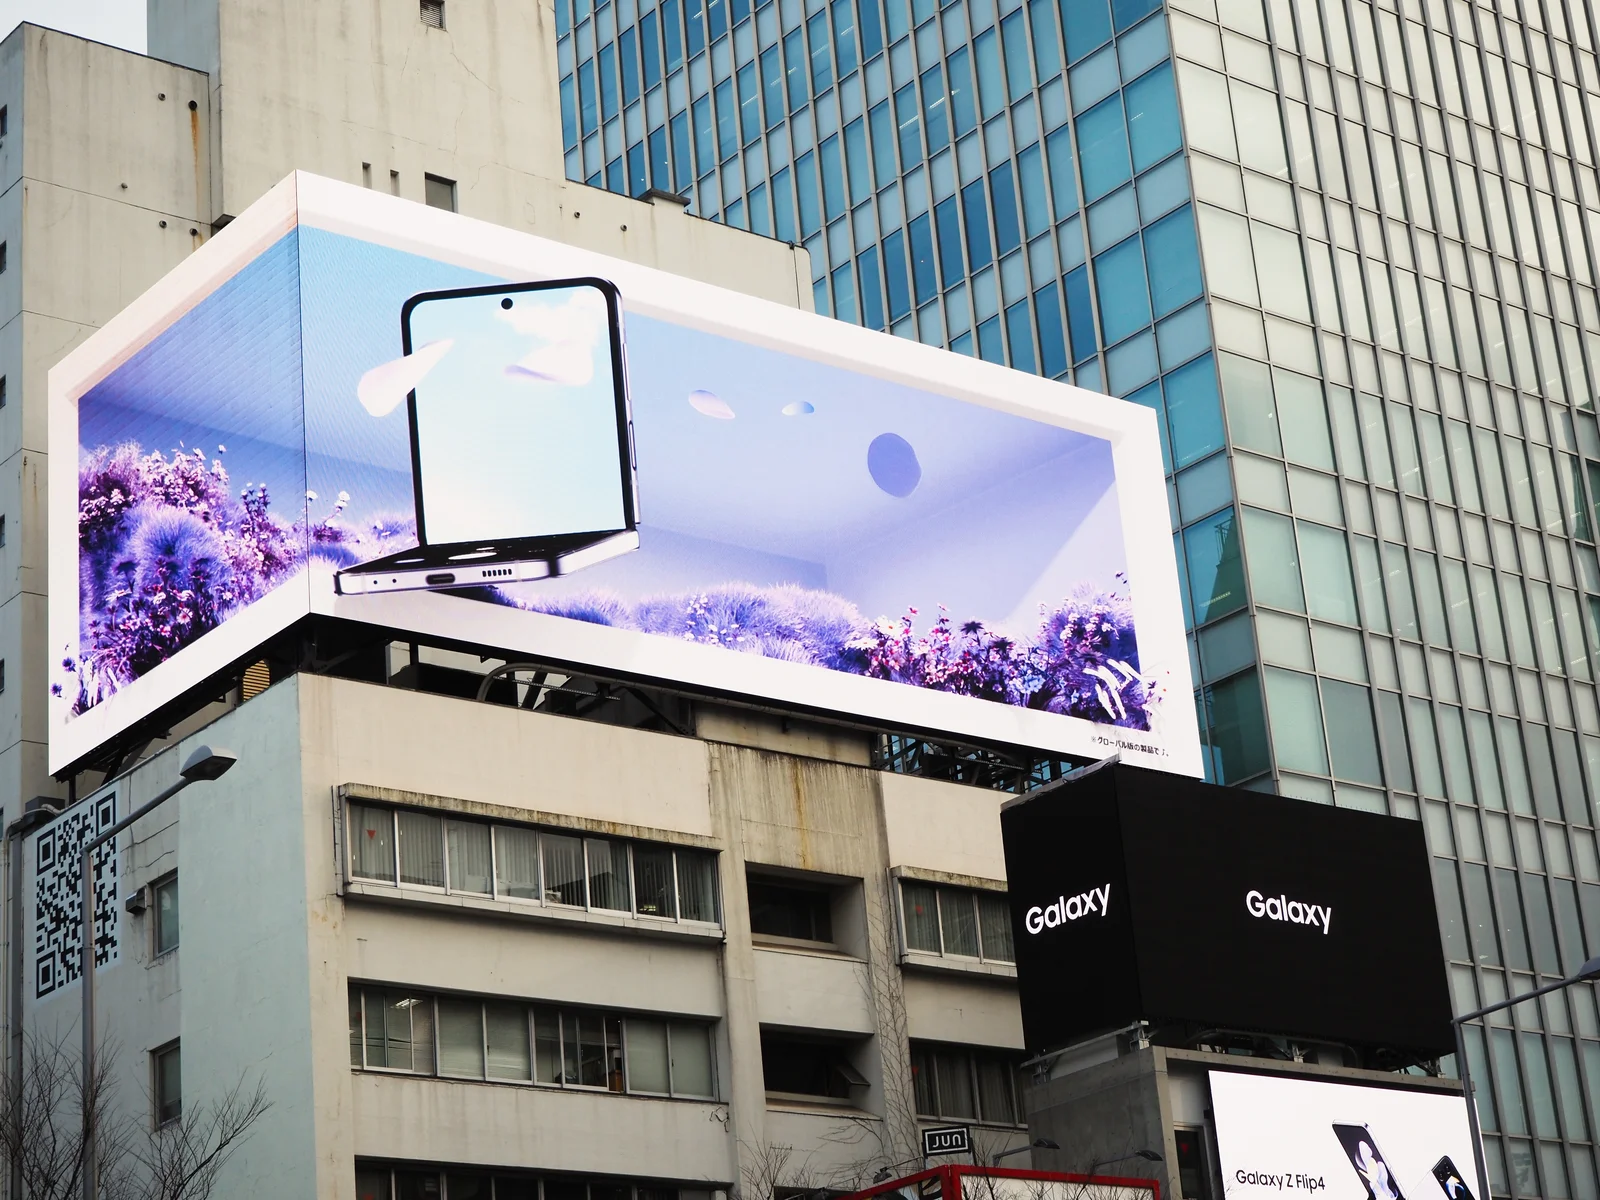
[993,1138,1061,1165]
[80,745,236,1200]
[1453,955,1600,1200]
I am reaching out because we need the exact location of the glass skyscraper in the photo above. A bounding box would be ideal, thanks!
[561,0,1600,1194]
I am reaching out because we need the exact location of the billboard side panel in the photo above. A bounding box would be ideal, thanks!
[49,187,313,774]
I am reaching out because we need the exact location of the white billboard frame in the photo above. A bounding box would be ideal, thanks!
[49,171,1200,777]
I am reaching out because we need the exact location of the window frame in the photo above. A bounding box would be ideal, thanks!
[342,800,721,930]
[896,877,1016,965]
[348,984,718,1102]
[908,1039,1026,1128]
[151,871,179,957]
[152,1040,181,1128]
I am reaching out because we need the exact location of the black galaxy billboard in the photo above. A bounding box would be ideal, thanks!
[999,762,1453,1057]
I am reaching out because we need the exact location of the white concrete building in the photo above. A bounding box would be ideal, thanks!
[22,671,1036,1197]
[0,0,1051,1196]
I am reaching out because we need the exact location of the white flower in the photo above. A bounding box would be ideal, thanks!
[305,490,318,501]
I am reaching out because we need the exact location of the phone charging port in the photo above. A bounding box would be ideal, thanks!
[425,572,457,586]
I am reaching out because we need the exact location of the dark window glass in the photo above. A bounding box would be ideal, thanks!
[921,64,949,152]
[684,0,705,54]
[1174,1128,1211,1200]
[784,28,809,109]
[738,63,761,143]
[1062,264,1095,362]
[1463,862,1501,966]
[748,878,833,941]
[1001,10,1031,100]
[808,11,833,92]
[633,845,678,918]
[795,151,821,236]
[909,214,937,305]
[859,0,883,58]
[989,163,1021,256]
[662,0,684,68]
[641,10,662,86]
[883,229,911,321]
[772,167,796,240]
[578,60,598,132]
[1495,866,1532,970]
[761,45,784,125]
[154,1043,181,1125]
[820,135,846,218]
[715,79,738,160]
[670,111,692,191]
[154,876,179,955]
[598,43,619,119]
[934,196,964,286]
[761,1033,857,1098]
[894,83,922,165]
[859,246,885,329]
[648,126,670,187]
[844,118,871,204]
[1035,282,1067,377]
[1005,300,1035,373]
[961,178,992,270]
[869,100,897,186]
[947,46,976,135]
[832,0,857,75]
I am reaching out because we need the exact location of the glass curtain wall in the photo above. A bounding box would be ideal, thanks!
[563,0,1600,1192]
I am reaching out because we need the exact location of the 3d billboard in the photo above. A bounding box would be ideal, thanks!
[49,172,1198,775]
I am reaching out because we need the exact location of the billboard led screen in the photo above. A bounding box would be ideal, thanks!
[49,172,1198,775]
[1209,1071,1478,1200]
[1001,764,1454,1057]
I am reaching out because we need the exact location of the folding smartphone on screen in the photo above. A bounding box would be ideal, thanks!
[1430,1157,1476,1200]
[335,277,640,595]
[1333,1123,1407,1200]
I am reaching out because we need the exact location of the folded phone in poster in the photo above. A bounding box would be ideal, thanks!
[47,171,1200,776]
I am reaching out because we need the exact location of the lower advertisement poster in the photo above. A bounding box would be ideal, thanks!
[1209,1070,1478,1200]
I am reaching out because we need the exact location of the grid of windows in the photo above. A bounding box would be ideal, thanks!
[348,985,717,1099]
[556,0,1206,400]
[345,802,720,926]
[898,878,1014,962]
[908,1040,1025,1126]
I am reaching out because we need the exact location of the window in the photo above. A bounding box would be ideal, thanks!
[1,106,9,137]
[747,877,833,943]
[0,515,6,547]
[355,1166,715,1200]
[1,242,9,273]
[348,985,716,1099]
[344,802,719,927]
[153,1042,181,1126]
[909,1041,1024,1126]
[2,375,8,407]
[424,174,457,211]
[420,0,445,27]
[899,880,1014,963]
[1174,1127,1214,1200]
[760,1032,867,1102]
[153,874,178,955]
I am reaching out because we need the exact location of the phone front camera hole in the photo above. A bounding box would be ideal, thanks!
[501,297,513,309]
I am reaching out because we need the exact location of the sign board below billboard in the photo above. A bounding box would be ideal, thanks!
[1209,1071,1477,1200]
[49,172,1199,775]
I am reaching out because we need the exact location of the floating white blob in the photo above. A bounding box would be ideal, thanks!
[782,401,815,415]
[689,389,735,419]
[504,340,595,386]
[356,338,455,417]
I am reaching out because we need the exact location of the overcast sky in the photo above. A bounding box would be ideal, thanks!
[0,0,143,52]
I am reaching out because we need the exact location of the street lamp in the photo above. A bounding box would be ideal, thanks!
[81,745,237,1200]
[1453,955,1600,1200]
[994,1138,1061,1164]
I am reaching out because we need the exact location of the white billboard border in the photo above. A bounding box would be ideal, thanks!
[49,172,1200,777]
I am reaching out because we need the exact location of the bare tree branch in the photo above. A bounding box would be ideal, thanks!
[0,1034,270,1200]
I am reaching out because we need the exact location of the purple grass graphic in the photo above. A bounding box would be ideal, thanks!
[66,442,1153,731]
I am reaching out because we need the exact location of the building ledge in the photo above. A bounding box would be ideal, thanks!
[898,950,1018,981]
[341,880,728,946]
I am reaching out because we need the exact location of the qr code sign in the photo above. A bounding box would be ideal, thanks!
[34,793,119,999]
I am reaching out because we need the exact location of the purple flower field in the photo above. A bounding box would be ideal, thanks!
[66,441,1153,731]
[502,578,1155,730]
[65,442,413,713]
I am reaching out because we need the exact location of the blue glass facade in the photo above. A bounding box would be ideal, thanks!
[556,0,1209,390]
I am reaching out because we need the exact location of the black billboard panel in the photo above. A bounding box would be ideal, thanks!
[1000,762,1453,1057]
